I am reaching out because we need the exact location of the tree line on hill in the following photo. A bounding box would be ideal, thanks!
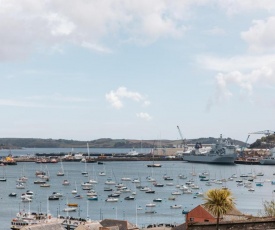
[0,135,258,149]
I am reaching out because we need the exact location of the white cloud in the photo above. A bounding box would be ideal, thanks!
[136,112,152,121]
[198,54,275,109]
[197,54,275,72]
[210,66,275,108]
[105,87,149,109]
[241,16,275,52]
[217,0,275,15]
[0,0,197,61]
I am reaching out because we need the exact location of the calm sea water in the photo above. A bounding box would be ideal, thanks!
[1,148,275,230]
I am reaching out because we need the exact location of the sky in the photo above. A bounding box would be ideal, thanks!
[1,0,275,144]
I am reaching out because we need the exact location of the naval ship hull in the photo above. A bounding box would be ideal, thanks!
[182,154,236,164]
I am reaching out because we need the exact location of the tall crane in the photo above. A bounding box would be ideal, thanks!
[177,125,186,148]
[249,130,275,136]
[240,135,250,158]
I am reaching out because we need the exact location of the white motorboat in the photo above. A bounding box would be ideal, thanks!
[105,198,118,202]
[63,207,77,212]
[146,203,156,207]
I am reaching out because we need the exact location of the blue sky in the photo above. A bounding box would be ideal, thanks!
[1,0,275,144]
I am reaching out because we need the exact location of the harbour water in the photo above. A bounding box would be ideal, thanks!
[1,148,275,230]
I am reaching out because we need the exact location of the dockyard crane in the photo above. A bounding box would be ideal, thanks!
[249,130,275,136]
[177,125,186,147]
[240,135,250,158]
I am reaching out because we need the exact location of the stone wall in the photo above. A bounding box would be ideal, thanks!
[186,218,275,230]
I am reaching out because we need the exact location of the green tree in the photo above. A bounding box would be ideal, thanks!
[204,188,235,230]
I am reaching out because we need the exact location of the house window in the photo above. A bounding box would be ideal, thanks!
[204,219,209,222]
[189,218,194,222]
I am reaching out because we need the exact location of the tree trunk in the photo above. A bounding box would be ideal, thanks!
[216,211,220,230]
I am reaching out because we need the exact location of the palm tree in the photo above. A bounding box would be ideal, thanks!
[204,188,235,230]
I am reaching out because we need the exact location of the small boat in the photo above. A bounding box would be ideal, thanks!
[124,196,135,200]
[98,161,104,165]
[171,191,181,195]
[105,198,118,202]
[87,196,98,201]
[104,187,113,191]
[74,195,83,199]
[145,210,157,214]
[105,178,116,185]
[26,190,34,196]
[21,197,32,202]
[57,171,65,176]
[121,177,131,181]
[67,203,78,207]
[62,179,70,186]
[256,182,263,187]
[108,193,120,198]
[9,192,17,197]
[16,183,25,189]
[40,183,50,187]
[153,198,162,202]
[137,206,143,210]
[52,192,63,197]
[33,180,46,184]
[72,182,78,194]
[145,189,155,194]
[182,210,189,214]
[99,171,106,176]
[63,207,77,212]
[21,193,33,199]
[132,178,140,183]
[0,177,7,182]
[86,190,97,196]
[168,196,176,200]
[153,183,164,187]
[147,163,161,167]
[146,203,156,207]
[48,195,59,200]
[170,204,182,209]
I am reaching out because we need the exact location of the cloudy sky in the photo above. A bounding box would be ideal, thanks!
[1,0,275,143]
